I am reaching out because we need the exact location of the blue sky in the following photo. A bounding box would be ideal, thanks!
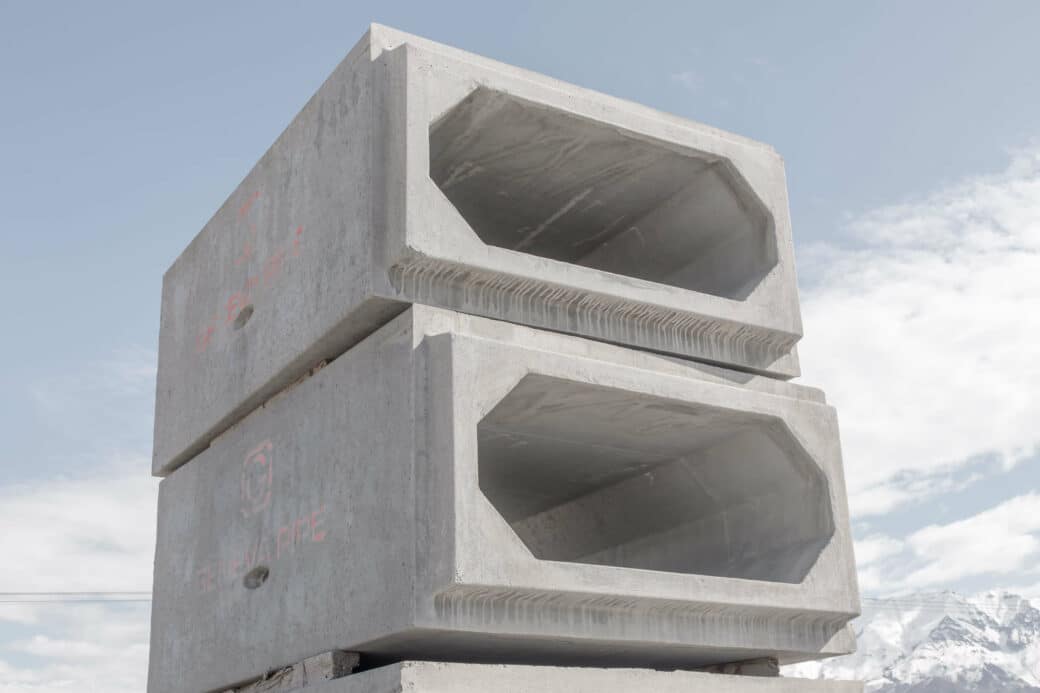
[1,2,1039,690]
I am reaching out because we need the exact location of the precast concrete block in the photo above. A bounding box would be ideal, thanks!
[148,307,858,693]
[154,23,805,475]
[292,661,863,693]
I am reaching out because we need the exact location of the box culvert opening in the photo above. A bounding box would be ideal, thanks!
[430,88,778,300]
[477,375,833,583]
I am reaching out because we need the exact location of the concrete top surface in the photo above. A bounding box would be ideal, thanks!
[303,661,863,693]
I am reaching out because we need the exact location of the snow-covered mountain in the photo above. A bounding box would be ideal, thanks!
[785,591,1040,692]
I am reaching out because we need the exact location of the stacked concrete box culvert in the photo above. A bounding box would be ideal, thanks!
[153,23,806,476]
[150,24,861,693]
[148,307,858,693]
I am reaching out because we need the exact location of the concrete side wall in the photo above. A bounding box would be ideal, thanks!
[305,662,863,693]
[148,316,420,693]
[153,33,402,475]
[406,306,821,404]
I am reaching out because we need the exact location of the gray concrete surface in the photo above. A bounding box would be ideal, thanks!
[148,307,858,693]
[294,662,864,693]
[154,23,806,476]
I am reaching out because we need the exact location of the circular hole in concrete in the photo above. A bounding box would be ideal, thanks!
[243,565,269,589]
[233,304,254,330]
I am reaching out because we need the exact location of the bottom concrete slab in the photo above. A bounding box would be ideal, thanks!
[303,661,862,693]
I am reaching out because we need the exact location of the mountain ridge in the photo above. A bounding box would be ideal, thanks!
[784,591,1040,691]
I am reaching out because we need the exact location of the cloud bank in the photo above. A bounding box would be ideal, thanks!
[0,463,157,693]
[1,348,158,693]
[855,491,1040,594]
[798,145,1040,517]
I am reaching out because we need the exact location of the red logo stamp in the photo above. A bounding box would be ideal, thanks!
[195,436,330,595]
[241,440,273,518]
[193,186,306,355]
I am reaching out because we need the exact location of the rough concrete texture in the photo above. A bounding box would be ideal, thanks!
[148,307,858,693]
[287,662,863,693]
[154,23,805,476]
[231,652,360,692]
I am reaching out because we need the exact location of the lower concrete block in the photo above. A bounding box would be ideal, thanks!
[303,662,862,693]
[148,306,858,693]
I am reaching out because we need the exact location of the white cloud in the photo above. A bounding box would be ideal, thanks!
[670,70,703,92]
[853,534,908,592]
[0,605,39,626]
[28,346,156,409]
[855,535,906,567]
[851,493,1040,595]
[26,346,156,463]
[847,465,989,518]
[0,340,161,691]
[1001,578,1040,600]
[902,493,1040,588]
[0,463,156,691]
[746,56,779,74]
[799,145,1040,517]
[0,602,150,693]
[0,463,158,594]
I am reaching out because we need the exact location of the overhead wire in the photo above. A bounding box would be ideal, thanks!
[0,592,1033,615]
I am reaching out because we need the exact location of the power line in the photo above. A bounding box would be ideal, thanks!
[0,591,151,604]
[0,592,150,596]
[0,592,1033,613]
[0,599,152,604]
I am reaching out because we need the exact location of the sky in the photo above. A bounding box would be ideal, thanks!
[1,1,1039,690]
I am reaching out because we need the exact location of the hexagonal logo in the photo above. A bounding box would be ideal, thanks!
[240,440,273,518]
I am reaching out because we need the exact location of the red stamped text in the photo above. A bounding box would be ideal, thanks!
[195,189,306,354]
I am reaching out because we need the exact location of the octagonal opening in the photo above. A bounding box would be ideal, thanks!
[477,375,833,583]
[430,88,777,300]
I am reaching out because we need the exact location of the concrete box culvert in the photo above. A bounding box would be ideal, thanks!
[153,24,804,476]
[148,307,858,693]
